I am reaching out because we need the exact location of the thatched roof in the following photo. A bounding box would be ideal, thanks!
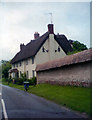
[11,32,73,64]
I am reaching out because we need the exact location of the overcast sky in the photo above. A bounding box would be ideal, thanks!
[0,1,90,61]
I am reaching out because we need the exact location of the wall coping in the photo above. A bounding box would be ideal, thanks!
[36,49,92,71]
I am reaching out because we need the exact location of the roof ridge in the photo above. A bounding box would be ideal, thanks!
[11,32,49,64]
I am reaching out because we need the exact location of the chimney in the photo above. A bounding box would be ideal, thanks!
[20,43,25,51]
[34,32,40,39]
[48,24,54,34]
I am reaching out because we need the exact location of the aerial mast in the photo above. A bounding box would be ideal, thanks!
[48,13,53,24]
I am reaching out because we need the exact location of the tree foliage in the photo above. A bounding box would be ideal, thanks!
[2,60,11,78]
[68,41,88,55]
[73,41,88,51]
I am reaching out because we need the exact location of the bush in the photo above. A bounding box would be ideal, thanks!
[16,78,24,85]
[2,78,7,82]
[27,77,37,85]
[16,77,37,85]
[8,78,12,84]
[20,73,27,81]
[2,77,12,85]
[15,72,27,85]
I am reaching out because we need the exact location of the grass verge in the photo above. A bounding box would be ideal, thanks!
[2,81,91,116]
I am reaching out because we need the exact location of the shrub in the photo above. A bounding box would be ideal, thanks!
[16,78,24,85]
[8,78,12,84]
[27,77,37,85]
[20,73,27,81]
[2,77,12,85]
[2,78,7,82]
[15,72,27,85]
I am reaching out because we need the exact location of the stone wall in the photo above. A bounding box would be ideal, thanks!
[36,49,92,87]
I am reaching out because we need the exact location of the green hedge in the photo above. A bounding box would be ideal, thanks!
[2,75,37,86]
[11,77,37,85]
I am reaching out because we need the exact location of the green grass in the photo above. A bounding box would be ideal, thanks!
[29,84,91,116]
[2,81,24,90]
[2,81,91,116]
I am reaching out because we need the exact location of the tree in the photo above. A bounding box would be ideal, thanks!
[68,40,88,55]
[72,41,88,51]
[2,60,11,78]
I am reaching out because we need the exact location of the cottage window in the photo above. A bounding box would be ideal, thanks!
[26,71,29,78]
[58,46,60,52]
[42,47,49,53]
[13,73,15,78]
[32,70,35,77]
[42,47,45,52]
[13,64,15,68]
[26,60,28,65]
[16,63,18,67]
[20,71,21,77]
[32,57,34,64]
[19,62,21,66]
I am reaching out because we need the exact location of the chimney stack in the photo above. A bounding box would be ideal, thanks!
[20,43,25,51]
[48,24,54,34]
[34,32,40,39]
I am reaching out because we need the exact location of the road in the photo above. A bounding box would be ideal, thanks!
[0,84,85,119]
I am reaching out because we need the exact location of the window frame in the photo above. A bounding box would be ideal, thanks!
[32,57,34,64]
[20,71,21,77]
[19,62,21,67]
[26,60,28,65]
[26,71,29,79]
[32,70,35,77]
[16,63,18,67]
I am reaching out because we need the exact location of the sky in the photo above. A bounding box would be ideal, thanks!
[0,0,91,61]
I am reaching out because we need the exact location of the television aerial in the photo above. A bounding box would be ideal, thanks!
[48,13,53,24]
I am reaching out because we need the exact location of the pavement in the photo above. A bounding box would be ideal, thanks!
[0,84,87,119]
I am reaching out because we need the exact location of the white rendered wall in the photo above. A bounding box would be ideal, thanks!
[11,34,66,78]
[35,34,66,65]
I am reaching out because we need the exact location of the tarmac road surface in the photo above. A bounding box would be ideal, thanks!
[0,84,86,119]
